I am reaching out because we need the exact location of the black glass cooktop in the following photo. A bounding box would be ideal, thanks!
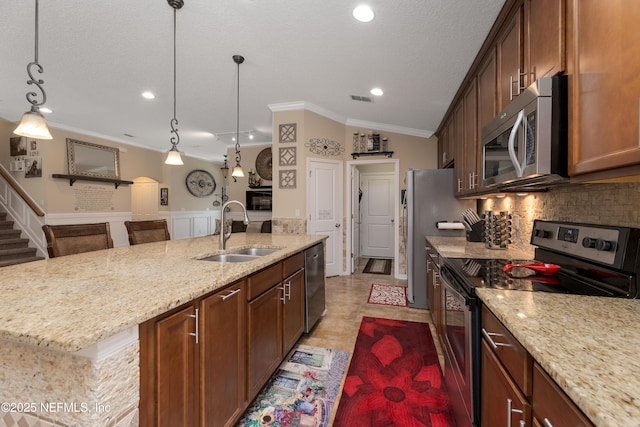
[444,257,632,297]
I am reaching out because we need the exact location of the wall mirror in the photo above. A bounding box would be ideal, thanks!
[66,138,120,179]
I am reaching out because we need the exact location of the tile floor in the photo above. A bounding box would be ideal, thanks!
[297,258,445,427]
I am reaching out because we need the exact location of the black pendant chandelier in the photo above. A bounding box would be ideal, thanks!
[14,0,53,140]
[164,0,185,165]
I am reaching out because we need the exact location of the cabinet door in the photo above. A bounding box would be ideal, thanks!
[497,5,524,110]
[453,101,465,195]
[481,339,531,427]
[463,79,479,193]
[247,284,283,400]
[439,118,452,168]
[570,1,640,178]
[525,0,565,83]
[282,269,305,354]
[155,305,197,427]
[200,281,246,427]
[532,363,594,427]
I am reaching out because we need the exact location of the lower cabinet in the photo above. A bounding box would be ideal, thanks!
[140,280,245,427]
[247,253,305,401]
[200,282,246,426]
[140,250,310,426]
[481,306,594,427]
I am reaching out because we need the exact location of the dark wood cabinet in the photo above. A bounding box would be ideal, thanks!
[141,304,198,427]
[141,250,310,427]
[496,4,524,111]
[524,0,565,84]
[438,117,454,168]
[453,101,465,195]
[282,268,305,354]
[481,339,531,427]
[569,1,640,180]
[247,281,283,400]
[200,281,246,427]
[247,253,306,401]
[532,362,594,427]
[462,79,479,194]
[426,247,443,340]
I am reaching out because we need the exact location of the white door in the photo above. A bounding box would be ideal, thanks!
[131,181,159,220]
[308,158,343,277]
[360,172,394,258]
[351,167,361,273]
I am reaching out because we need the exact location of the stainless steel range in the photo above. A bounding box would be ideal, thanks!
[439,220,640,426]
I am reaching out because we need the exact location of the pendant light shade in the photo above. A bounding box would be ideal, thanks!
[14,107,52,139]
[14,0,53,140]
[164,0,184,165]
[220,154,229,178]
[231,54,245,180]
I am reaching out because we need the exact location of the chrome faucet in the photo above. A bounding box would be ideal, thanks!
[219,200,250,250]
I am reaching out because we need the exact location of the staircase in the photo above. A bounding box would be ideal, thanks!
[0,210,45,267]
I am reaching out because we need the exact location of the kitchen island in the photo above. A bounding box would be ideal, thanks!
[0,233,325,427]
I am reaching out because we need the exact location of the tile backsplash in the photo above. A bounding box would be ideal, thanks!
[479,183,640,252]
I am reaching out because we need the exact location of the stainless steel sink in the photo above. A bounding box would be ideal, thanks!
[199,254,260,263]
[229,247,281,256]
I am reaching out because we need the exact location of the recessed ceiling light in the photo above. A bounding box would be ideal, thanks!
[141,91,155,99]
[39,107,52,113]
[370,88,383,96]
[353,5,374,22]
[249,134,254,140]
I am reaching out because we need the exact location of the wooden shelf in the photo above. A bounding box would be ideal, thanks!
[351,151,394,159]
[52,174,134,189]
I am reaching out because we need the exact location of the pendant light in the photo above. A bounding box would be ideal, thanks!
[164,0,184,165]
[14,0,53,140]
[220,154,229,179]
[231,55,245,179]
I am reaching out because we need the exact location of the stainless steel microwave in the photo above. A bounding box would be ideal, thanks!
[481,75,568,190]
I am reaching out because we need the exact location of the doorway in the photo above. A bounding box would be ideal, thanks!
[307,158,343,277]
[131,178,160,220]
[346,159,399,277]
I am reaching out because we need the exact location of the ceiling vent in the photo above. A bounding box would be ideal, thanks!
[350,95,374,103]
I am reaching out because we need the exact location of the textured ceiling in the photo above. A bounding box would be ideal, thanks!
[0,0,506,162]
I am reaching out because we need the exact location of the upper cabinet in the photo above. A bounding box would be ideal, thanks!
[496,5,524,111]
[438,118,454,169]
[568,1,640,180]
[525,0,565,84]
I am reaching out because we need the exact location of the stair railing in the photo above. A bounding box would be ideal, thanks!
[0,163,47,257]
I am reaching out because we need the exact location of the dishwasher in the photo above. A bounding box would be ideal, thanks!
[304,242,326,333]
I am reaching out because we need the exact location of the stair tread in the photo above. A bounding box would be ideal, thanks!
[0,256,45,267]
[0,247,37,255]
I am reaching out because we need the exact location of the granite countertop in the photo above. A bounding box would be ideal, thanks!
[425,236,535,260]
[478,289,640,427]
[0,233,324,353]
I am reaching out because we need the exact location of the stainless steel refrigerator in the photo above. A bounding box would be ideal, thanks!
[404,169,474,309]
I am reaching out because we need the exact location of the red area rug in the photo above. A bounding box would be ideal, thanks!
[333,317,455,427]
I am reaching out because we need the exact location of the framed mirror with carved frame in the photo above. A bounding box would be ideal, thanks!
[66,138,120,179]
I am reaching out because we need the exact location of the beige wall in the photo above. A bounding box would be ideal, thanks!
[0,118,225,215]
[225,143,273,206]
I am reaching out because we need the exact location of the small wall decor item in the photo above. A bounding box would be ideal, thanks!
[185,169,216,197]
[305,138,344,156]
[279,147,296,166]
[160,188,168,206]
[24,157,42,178]
[279,170,296,189]
[255,147,273,180]
[353,132,360,152]
[279,123,297,143]
[9,159,24,172]
[9,136,28,156]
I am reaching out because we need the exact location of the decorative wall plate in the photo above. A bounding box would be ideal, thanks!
[186,169,216,197]
[255,147,273,180]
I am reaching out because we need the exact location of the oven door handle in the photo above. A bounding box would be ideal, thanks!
[508,109,525,178]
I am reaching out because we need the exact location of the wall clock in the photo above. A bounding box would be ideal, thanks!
[185,169,216,197]
[255,147,273,181]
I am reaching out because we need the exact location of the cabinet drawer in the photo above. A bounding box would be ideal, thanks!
[248,262,282,300]
[532,363,594,427]
[481,306,532,395]
[283,252,304,278]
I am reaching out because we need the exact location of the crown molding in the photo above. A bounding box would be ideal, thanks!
[268,101,433,139]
